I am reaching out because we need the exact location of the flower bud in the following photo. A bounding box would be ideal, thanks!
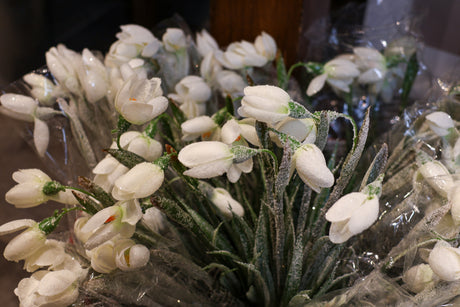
[425,111,455,137]
[254,32,277,61]
[428,240,460,281]
[114,239,150,271]
[210,188,244,218]
[402,264,435,293]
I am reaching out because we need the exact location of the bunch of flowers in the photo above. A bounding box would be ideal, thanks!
[0,21,454,306]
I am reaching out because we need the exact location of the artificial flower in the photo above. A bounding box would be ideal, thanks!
[196,29,219,57]
[293,143,334,193]
[23,239,67,273]
[402,264,435,293]
[254,31,277,61]
[178,141,234,179]
[306,58,360,96]
[93,155,129,193]
[87,240,117,273]
[119,131,163,162]
[113,238,150,271]
[200,52,222,83]
[425,111,455,137]
[325,177,382,243]
[273,117,317,146]
[5,168,76,208]
[215,40,267,69]
[114,74,168,125]
[23,73,59,106]
[0,219,46,262]
[353,47,387,84]
[238,85,290,124]
[181,115,219,141]
[162,28,187,52]
[112,162,164,200]
[428,240,460,281]
[45,44,81,95]
[80,199,143,250]
[210,187,244,218]
[168,75,211,118]
[417,160,454,197]
[141,207,165,233]
[215,70,246,98]
[77,48,109,103]
[14,270,80,307]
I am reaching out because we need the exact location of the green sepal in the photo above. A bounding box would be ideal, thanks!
[288,101,312,119]
[42,181,65,196]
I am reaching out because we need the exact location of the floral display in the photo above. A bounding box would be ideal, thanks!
[0,18,459,307]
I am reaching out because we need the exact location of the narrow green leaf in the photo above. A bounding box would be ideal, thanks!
[401,53,419,108]
[78,176,115,207]
[71,191,100,215]
[314,111,330,151]
[276,52,288,90]
[359,143,388,191]
[106,148,146,168]
[281,234,305,306]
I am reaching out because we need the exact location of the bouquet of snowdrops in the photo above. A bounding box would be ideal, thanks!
[0,21,448,307]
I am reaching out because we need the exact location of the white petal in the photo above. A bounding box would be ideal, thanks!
[0,93,38,115]
[328,220,353,244]
[325,192,367,222]
[184,159,233,178]
[81,206,119,234]
[221,119,242,144]
[0,219,36,235]
[33,118,50,157]
[429,241,460,281]
[306,74,327,96]
[347,197,379,234]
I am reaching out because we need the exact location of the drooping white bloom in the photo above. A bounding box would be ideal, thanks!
[105,24,161,67]
[162,28,187,52]
[215,70,246,98]
[200,52,223,83]
[402,264,435,293]
[254,31,277,61]
[0,94,53,157]
[141,207,165,233]
[306,58,360,96]
[215,40,267,69]
[80,199,143,250]
[428,240,460,281]
[273,117,317,146]
[293,144,334,193]
[425,111,455,137]
[418,161,454,197]
[181,115,219,141]
[45,44,82,95]
[0,219,46,262]
[113,238,150,271]
[178,141,234,179]
[93,155,129,192]
[353,47,387,84]
[210,187,244,218]
[5,169,76,208]
[87,240,117,273]
[168,75,211,119]
[114,74,168,124]
[77,48,109,103]
[23,239,67,273]
[196,29,220,57]
[14,270,80,307]
[238,85,290,124]
[237,118,261,147]
[73,215,92,244]
[112,162,164,200]
[23,73,59,106]
[325,177,382,244]
[119,131,163,162]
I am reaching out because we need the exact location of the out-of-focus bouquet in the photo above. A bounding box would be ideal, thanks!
[1,18,459,307]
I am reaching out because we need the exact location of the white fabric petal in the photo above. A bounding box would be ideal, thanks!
[306,74,327,96]
[347,197,379,234]
[325,192,367,222]
[33,117,50,157]
[0,219,36,235]
[81,206,119,234]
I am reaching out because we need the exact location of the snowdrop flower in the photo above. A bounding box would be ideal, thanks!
[238,85,290,124]
[162,28,187,52]
[418,160,454,197]
[80,199,143,250]
[113,238,150,271]
[428,240,460,281]
[178,141,234,179]
[273,117,317,146]
[402,264,435,293]
[45,44,81,95]
[325,177,382,243]
[105,24,161,67]
[14,270,80,307]
[87,240,117,273]
[141,207,165,233]
[293,143,334,193]
[210,187,244,218]
[353,47,387,84]
[168,75,211,118]
[77,48,109,103]
[114,74,168,125]
[254,31,277,61]
[181,115,219,141]
[93,155,129,193]
[306,58,360,96]
[74,215,92,244]
[215,40,267,69]
[221,119,253,182]
[112,162,164,200]
[215,70,246,98]
[5,169,76,208]
[425,111,455,137]
[0,94,55,157]
[200,52,223,83]
[119,131,163,162]
[0,219,46,262]
[23,73,59,106]
[196,29,219,57]
[237,118,261,147]
[23,239,67,273]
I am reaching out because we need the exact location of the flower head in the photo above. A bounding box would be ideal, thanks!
[115,74,168,124]
[77,48,109,103]
[168,75,211,118]
[353,47,387,84]
[23,73,59,106]
[425,111,455,137]
[113,238,150,271]
[428,240,460,281]
[162,28,187,52]
[215,40,267,69]
[196,29,219,57]
[210,187,244,218]
[181,115,219,141]
[254,32,277,61]
[402,264,435,293]
[119,131,163,162]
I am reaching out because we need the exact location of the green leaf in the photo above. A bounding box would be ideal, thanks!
[359,143,388,191]
[401,53,419,108]
[225,95,235,117]
[106,148,146,168]
[77,176,115,207]
[314,111,330,151]
[71,191,101,215]
[281,234,305,306]
[276,52,288,90]
[235,261,271,306]
[288,101,312,119]
[169,98,186,125]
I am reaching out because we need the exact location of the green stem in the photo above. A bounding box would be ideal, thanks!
[382,238,438,271]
